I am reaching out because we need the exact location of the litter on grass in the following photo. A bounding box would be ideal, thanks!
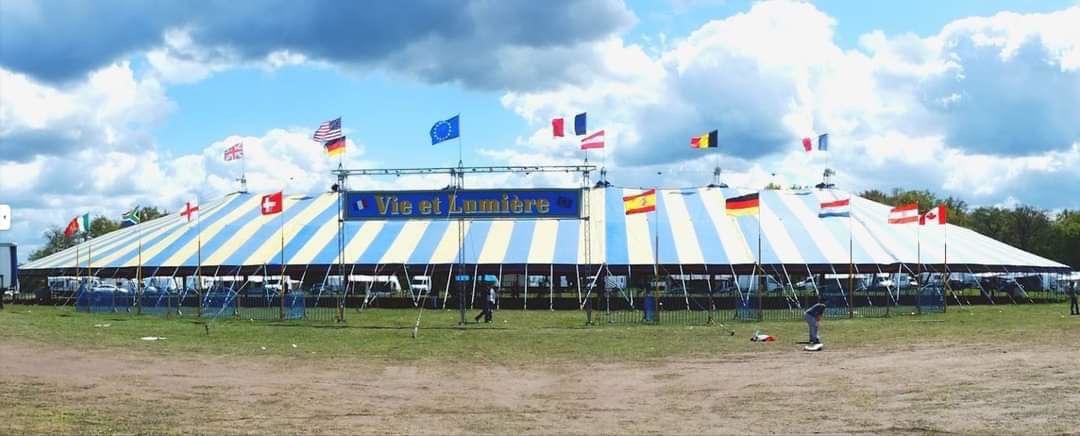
[140,336,166,341]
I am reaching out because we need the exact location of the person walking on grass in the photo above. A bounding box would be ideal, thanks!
[804,300,826,344]
[474,286,497,323]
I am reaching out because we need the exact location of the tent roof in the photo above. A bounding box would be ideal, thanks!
[21,188,1069,274]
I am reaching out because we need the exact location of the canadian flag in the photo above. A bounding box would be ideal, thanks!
[261,191,283,215]
[888,203,919,224]
[920,204,947,225]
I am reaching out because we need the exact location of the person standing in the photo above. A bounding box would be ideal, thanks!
[804,301,826,344]
[1069,282,1078,316]
[474,285,497,323]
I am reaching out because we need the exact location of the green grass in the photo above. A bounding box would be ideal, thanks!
[2,304,1078,364]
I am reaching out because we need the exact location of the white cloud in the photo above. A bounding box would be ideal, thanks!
[496,2,1080,208]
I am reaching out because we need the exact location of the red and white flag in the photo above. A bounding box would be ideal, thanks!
[888,203,919,224]
[580,130,604,150]
[224,143,244,161]
[180,201,199,223]
[261,191,283,215]
[919,204,947,225]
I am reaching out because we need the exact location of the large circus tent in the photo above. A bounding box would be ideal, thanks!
[22,186,1068,282]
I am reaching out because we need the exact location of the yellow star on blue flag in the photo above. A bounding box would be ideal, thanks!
[430,115,460,145]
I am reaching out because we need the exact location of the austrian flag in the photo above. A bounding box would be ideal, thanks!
[888,203,919,224]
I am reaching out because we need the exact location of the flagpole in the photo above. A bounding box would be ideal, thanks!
[757,195,763,321]
[279,194,286,321]
[196,201,203,317]
[456,113,463,167]
[943,209,948,313]
[847,192,854,319]
[137,208,143,304]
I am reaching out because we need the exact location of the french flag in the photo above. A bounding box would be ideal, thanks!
[818,198,850,218]
[802,133,829,152]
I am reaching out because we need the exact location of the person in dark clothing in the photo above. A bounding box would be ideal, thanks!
[474,286,497,323]
[1069,282,1078,316]
[804,301,826,344]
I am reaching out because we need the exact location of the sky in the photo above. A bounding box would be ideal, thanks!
[1,0,1078,261]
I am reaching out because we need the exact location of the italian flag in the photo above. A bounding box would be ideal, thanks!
[65,213,90,237]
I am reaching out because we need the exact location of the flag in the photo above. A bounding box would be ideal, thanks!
[430,115,460,145]
[224,143,244,161]
[888,203,919,224]
[690,130,718,149]
[63,217,79,238]
[313,117,343,142]
[580,130,605,150]
[261,191,283,215]
[324,136,346,157]
[920,204,947,225]
[121,208,141,227]
[623,189,656,215]
[818,198,850,218]
[180,201,199,223]
[574,112,587,136]
[725,193,760,217]
[552,118,565,137]
[802,134,828,151]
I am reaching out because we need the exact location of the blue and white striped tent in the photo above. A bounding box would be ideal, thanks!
[21,188,1068,275]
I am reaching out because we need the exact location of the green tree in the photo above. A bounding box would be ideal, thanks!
[28,205,169,261]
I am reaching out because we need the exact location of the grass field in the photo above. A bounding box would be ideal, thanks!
[2,304,1079,434]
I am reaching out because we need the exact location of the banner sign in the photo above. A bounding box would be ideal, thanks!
[343,189,581,220]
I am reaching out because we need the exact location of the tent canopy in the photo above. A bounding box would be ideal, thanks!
[21,188,1069,275]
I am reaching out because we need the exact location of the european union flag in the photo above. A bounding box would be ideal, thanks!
[818,133,828,151]
[430,115,460,145]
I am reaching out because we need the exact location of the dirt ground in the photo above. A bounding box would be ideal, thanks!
[2,340,1079,435]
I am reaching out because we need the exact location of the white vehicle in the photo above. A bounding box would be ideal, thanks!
[410,275,432,295]
[91,283,126,293]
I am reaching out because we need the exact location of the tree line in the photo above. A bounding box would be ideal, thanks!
[25,190,1079,270]
[28,206,167,261]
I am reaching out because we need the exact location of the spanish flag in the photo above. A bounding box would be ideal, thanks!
[690,130,718,149]
[325,136,346,157]
[725,193,759,217]
[623,188,657,215]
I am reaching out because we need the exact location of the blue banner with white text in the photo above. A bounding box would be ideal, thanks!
[343,189,582,220]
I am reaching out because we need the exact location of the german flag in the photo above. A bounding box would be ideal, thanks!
[623,188,657,215]
[324,136,346,157]
[725,193,759,217]
[690,130,718,149]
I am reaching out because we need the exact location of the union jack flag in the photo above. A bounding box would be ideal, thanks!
[313,117,343,142]
[224,143,244,161]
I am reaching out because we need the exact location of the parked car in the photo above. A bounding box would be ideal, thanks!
[91,283,126,293]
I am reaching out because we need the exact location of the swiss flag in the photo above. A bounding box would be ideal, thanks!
[261,191,283,215]
[919,204,947,225]
[802,137,812,152]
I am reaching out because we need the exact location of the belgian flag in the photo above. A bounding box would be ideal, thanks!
[690,130,718,149]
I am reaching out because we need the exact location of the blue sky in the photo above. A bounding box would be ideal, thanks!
[1,0,1078,259]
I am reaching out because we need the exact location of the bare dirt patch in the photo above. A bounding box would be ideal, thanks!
[2,340,1079,434]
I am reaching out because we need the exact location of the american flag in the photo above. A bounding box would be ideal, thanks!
[223,143,244,161]
[313,117,343,142]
